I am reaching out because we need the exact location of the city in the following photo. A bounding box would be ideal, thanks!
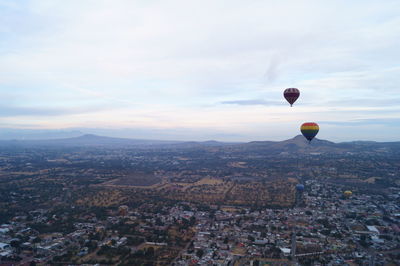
[0,136,399,265]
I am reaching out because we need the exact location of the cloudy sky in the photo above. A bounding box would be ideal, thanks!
[0,0,399,141]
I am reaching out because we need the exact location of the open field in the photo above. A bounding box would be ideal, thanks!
[76,189,127,207]
[105,172,161,187]
[77,178,296,208]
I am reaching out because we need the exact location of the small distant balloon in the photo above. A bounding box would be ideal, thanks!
[296,184,305,192]
[344,190,352,197]
[300,122,319,142]
[284,88,300,107]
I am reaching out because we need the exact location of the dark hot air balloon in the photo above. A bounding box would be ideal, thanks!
[284,88,300,107]
[300,122,319,142]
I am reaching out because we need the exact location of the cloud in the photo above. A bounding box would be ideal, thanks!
[263,54,282,83]
[321,118,400,127]
[220,99,281,106]
[0,104,109,117]
[318,98,400,108]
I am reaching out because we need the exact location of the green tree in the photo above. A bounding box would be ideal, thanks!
[196,249,204,258]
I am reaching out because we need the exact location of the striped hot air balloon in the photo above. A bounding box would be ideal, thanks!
[283,88,300,107]
[300,122,319,142]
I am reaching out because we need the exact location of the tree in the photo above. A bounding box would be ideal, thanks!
[155,217,164,226]
[10,239,21,249]
[196,249,204,258]
[360,235,370,248]
[145,247,155,258]
[32,237,42,243]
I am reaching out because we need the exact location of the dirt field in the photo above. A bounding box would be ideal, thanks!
[100,172,162,187]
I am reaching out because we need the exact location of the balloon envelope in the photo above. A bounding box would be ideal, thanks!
[344,190,352,197]
[296,184,304,191]
[284,88,300,106]
[300,122,319,142]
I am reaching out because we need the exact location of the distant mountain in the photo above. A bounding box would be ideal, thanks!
[241,135,333,149]
[269,135,336,151]
[0,134,398,153]
[53,134,181,146]
[170,139,240,148]
[0,134,183,147]
[0,134,234,148]
[234,135,400,154]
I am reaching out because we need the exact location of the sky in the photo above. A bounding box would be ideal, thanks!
[0,0,399,142]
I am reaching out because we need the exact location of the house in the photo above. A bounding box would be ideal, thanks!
[366,226,379,234]
[0,242,12,258]
[279,247,291,256]
[0,243,10,251]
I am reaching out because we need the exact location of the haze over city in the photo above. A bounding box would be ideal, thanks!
[1,0,399,142]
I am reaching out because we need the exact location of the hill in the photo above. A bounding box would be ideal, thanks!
[0,134,182,147]
[0,134,399,154]
[0,134,233,148]
[230,135,400,155]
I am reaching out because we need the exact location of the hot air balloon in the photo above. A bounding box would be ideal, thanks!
[300,122,319,142]
[344,190,352,197]
[284,88,300,107]
[296,184,304,192]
